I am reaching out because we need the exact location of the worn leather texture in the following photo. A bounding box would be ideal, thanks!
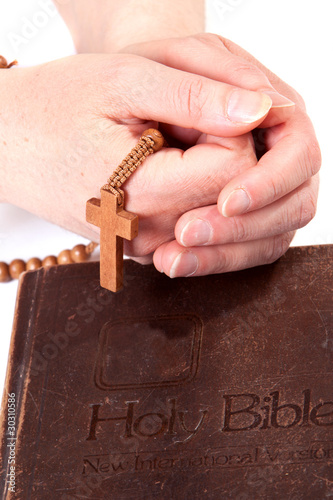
[1,245,332,499]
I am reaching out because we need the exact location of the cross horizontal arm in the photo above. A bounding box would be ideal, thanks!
[116,209,139,240]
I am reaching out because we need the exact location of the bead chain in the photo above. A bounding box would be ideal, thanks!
[104,137,154,204]
[0,242,99,283]
[103,128,165,204]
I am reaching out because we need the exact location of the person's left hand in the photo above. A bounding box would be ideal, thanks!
[121,34,320,278]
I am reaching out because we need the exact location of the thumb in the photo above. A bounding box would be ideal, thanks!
[121,36,295,128]
[106,54,272,137]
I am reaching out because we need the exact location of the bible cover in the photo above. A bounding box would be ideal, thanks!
[0,245,332,499]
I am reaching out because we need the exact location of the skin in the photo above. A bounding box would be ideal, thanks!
[0,1,320,279]
[56,1,322,275]
[55,0,205,53]
[122,35,320,276]
[0,54,268,244]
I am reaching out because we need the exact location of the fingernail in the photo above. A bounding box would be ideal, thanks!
[180,219,212,247]
[263,90,295,108]
[222,188,251,217]
[227,89,272,124]
[170,251,199,278]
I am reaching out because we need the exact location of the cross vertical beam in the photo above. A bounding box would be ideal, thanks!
[86,189,138,292]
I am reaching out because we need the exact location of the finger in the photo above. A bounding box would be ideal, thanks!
[175,176,319,247]
[121,35,295,127]
[126,134,257,216]
[217,114,322,217]
[158,126,255,148]
[128,254,154,265]
[123,134,257,257]
[153,232,295,278]
[106,54,272,136]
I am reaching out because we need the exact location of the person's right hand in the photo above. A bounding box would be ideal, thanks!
[121,34,320,276]
[0,52,277,264]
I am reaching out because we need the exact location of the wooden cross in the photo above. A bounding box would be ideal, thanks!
[86,189,138,292]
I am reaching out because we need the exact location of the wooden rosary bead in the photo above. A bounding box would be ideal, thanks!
[70,244,88,263]
[0,56,7,67]
[57,249,73,265]
[1,241,97,282]
[0,56,17,69]
[26,257,42,271]
[42,255,58,268]
[143,129,164,152]
[9,259,26,279]
[0,262,11,282]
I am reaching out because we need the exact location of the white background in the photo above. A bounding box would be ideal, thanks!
[0,0,332,400]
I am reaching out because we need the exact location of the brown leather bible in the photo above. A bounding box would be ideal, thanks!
[1,245,332,499]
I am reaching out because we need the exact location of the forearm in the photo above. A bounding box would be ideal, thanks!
[55,0,205,53]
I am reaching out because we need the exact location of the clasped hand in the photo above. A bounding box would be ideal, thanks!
[0,34,320,278]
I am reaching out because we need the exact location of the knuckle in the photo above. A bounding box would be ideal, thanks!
[265,233,293,264]
[292,88,306,109]
[110,56,160,113]
[125,238,156,259]
[215,247,229,272]
[229,133,256,155]
[162,34,224,71]
[297,132,322,178]
[181,33,226,50]
[218,36,235,52]
[266,170,288,200]
[175,77,207,122]
[221,59,266,89]
[296,188,318,229]
[163,37,187,63]
[229,216,248,242]
[307,139,322,176]
[232,61,260,79]
[238,145,258,172]
[105,54,137,85]
[192,32,224,47]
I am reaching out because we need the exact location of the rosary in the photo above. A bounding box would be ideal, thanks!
[0,57,165,292]
[86,128,164,292]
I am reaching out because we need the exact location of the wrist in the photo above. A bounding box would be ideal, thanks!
[101,2,205,53]
[0,65,19,203]
[57,0,204,54]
